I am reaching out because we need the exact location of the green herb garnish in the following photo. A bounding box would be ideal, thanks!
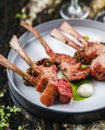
[81,64,88,69]
[84,36,90,41]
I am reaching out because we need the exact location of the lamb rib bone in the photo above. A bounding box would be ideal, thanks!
[60,22,88,47]
[10,35,41,74]
[21,23,53,56]
[0,54,37,86]
[21,23,76,64]
[50,28,84,52]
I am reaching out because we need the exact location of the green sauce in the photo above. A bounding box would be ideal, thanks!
[62,73,90,101]
[69,79,89,101]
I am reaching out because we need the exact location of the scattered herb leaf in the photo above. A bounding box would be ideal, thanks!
[84,36,90,41]
[0,92,4,97]
[81,64,88,69]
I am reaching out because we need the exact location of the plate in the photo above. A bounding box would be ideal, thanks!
[7,19,105,123]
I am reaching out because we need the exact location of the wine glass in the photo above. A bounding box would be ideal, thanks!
[95,10,105,23]
[60,0,89,19]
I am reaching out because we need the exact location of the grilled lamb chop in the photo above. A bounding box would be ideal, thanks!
[51,28,90,81]
[0,54,37,86]
[21,23,77,65]
[60,62,90,81]
[51,23,105,81]
[9,35,73,106]
[51,28,92,63]
[59,22,105,63]
[21,23,90,81]
[10,35,58,92]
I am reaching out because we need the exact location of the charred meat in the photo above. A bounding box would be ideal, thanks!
[40,78,73,106]
[91,53,105,80]
[60,62,90,81]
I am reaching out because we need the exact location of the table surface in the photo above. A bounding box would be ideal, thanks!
[1,0,105,130]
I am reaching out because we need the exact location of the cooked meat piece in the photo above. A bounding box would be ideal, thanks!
[60,62,90,81]
[46,49,77,64]
[40,79,58,107]
[36,65,57,92]
[36,75,49,92]
[91,53,105,80]
[51,28,105,63]
[77,42,105,63]
[57,78,72,104]
[40,78,73,106]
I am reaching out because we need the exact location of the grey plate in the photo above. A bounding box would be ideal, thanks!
[7,19,105,123]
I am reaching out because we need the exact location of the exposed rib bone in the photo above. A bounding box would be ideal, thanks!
[50,28,83,51]
[21,23,54,55]
[0,54,37,86]
[10,35,41,74]
[21,23,76,64]
[60,22,88,47]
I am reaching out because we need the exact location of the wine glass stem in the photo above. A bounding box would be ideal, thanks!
[71,0,79,8]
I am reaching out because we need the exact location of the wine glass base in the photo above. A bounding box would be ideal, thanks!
[95,10,105,23]
[60,2,89,20]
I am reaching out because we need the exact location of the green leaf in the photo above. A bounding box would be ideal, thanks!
[6,113,11,117]
[81,64,88,69]
[16,13,26,19]
[84,36,90,41]
[16,13,22,17]
[0,92,4,97]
